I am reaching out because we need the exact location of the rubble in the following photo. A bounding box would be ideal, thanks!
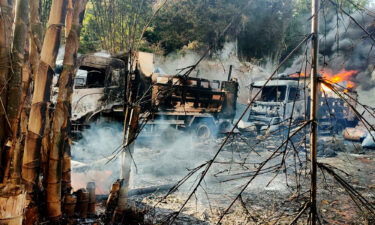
[343,126,367,142]
[362,131,375,149]
[77,129,371,224]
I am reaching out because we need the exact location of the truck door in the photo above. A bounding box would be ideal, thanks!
[284,86,304,122]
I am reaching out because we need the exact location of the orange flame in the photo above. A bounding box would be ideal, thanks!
[290,69,358,93]
[289,72,308,78]
[321,69,358,90]
[320,83,332,93]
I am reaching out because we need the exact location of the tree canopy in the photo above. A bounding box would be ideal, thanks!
[77,0,370,62]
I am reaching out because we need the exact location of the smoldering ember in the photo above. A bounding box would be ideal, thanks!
[1,0,375,225]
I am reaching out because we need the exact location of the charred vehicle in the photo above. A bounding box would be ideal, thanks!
[243,74,358,133]
[71,52,239,139]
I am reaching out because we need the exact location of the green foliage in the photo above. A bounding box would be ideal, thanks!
[145,0,306,60]
[80,0,153,54]
[79,5,101,53]
[41,0,52,28]
[79,0,370,60]
[145,0,241,54]
[237,0,294,61]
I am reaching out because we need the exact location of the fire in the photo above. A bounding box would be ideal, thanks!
[320,83,332,93]
[289,69,358,93]
[289,72,307,78]
[320,69,358,90]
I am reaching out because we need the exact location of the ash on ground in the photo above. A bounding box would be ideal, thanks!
[122,133,375,224]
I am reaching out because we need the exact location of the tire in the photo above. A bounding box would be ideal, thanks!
[194,122,214,140]
[218,121,231,133]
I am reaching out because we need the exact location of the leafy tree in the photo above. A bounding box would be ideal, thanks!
[146,0,302,60]
[145,0,242,54]
[79,5,101,53]
[80,0,153,53]
[79,0,370,59]
[237,0,294,61]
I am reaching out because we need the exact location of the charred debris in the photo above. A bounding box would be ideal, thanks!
[44,48,374,224]
[69,52,239,141]
[0,0,374,224]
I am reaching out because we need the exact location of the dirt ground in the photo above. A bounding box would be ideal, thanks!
[72,127,374,224]
[122,134,375,225]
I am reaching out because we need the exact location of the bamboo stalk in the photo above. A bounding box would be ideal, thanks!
[309,0,320,224]
[105,180,121,223]
[2,0,30,184]
[0,0,14,182]
[113,105,140,222]
[47,0,87,219]
[29,0,43,77]
[61,145,71,195]
[9,47,32,184]
[65,0,73,38]
[22,0,68,218]
[28,0,44,194]
[0,184,26,225]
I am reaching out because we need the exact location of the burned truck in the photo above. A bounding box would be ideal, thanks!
[242,73,358,133]
[71,52,239,139]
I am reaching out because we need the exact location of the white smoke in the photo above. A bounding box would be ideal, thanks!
[154,42,274,104]
[71,122,123,194]
[70,122,219,194]
[282,7,375,126]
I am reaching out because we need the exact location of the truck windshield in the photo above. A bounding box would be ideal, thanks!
[74,67,106,88]
[74,69,87,87]
[256,85,287,102]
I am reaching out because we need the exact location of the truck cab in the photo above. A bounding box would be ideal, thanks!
[247,76,306,131]
[243,73,358,134]
[70,52,239,139]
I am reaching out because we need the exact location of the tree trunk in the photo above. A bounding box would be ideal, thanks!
[47,0,87,219]
[2,0,29,184]
[22,0,67,218]
[0,0,14,182]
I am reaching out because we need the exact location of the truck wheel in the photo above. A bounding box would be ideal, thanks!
[218,121,231,134]
[195,122,213,139]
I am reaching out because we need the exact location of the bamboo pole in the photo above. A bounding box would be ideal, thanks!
[0,0,14,181]
[0,184,26,225]
[113,105,140,221]
[29,0,43,77]
[65,0,73,38]
[47,0,87,219]
[22,0,68,216]
[9,46,31,184]
[310,0,319,224]
[2,0,29,184]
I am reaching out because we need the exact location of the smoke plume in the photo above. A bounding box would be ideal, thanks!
[155,42,274,103]
[285,6,375,108]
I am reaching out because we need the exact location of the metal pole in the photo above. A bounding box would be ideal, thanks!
[310,0,319,224]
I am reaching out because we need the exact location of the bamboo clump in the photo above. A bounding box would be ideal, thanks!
[47,0,87,219]
[22,0,68,222]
